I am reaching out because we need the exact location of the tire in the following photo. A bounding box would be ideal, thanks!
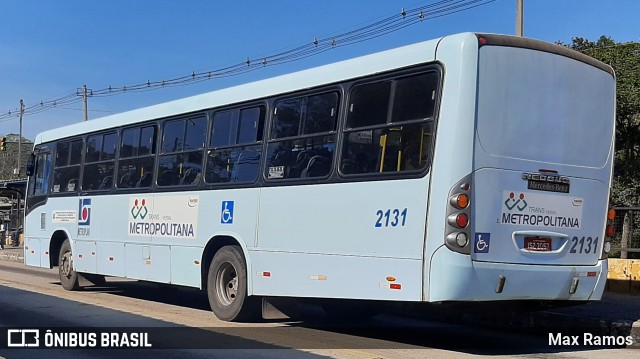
[58,239,80,291]
[207,245,259,322]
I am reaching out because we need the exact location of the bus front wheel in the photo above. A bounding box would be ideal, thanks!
[59,239,80,291]
[207,245,258,322]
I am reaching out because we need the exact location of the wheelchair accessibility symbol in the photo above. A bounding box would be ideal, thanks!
[221,201,234,224]
[474,233,490,253]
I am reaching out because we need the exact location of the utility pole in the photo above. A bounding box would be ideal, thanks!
[17,99,24,178]
[82,84,88,121]
[516,0,524,37]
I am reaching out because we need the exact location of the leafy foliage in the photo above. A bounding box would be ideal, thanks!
[0,133,32,181]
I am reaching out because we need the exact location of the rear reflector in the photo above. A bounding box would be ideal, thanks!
[606,225,615,237]
[390,283,401,290]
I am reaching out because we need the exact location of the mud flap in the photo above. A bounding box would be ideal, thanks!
[261,297,300,320]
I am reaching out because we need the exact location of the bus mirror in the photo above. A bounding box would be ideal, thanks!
[26,154,35,176]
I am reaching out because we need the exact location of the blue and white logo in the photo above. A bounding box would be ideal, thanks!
[221,201,234,224]
[474,233,490,253]
[78,198,91,226]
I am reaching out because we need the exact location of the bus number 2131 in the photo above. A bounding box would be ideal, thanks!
[375,208,408,228]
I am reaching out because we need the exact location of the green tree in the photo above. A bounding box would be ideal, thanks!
[0,133,33,181]
[559,36,640,206]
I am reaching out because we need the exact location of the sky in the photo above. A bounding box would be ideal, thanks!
[1,0,639,141]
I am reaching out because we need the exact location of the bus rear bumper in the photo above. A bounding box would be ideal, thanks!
[427,248,607,302]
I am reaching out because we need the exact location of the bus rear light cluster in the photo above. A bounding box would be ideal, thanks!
[445,174,473,254]
[602,207,615,258]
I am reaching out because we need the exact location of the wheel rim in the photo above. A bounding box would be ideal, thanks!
[60,251,73,278]
[215,262,238,306]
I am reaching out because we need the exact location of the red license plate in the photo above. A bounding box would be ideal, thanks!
[524,237,552,252]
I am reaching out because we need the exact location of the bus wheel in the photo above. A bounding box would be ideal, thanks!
[207,245,258,322]
[59,239,80,291]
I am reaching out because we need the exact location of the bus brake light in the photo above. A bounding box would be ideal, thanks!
[605,225,615,238]
[448,213,468,228]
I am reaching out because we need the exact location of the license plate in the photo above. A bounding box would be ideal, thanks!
[525,237,552,252]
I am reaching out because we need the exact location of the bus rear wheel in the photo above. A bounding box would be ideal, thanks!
[59,239,80,291]
[207,245,258,322]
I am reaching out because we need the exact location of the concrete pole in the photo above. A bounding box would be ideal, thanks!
[18,99,24,178]
[83,85,88,121]
[516,0,524,37]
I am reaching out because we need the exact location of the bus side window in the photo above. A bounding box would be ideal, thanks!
[158,116,205,187]
[118,125,156,189]
[265,92,338,180]
[341,71,438,175]
[82,132,117,191]
[53,139,83,193]
[206,106,265,185]
[30,153,51,196]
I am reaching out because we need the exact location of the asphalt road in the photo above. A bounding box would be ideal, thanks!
[0,260,637,359]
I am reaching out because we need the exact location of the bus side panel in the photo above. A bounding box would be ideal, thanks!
[124,244,171,283]
[422,33,479,300]
[250,250,422,300]
[96,241,125,277]
[171,246,202,288]
[254,178,429,300]
[24,237,41,267]
[74,240,97,273]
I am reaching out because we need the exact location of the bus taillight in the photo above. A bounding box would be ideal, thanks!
[445,175,472,254]
[605,225,615,238]
[602,207,616,258]
[448,213,468,228]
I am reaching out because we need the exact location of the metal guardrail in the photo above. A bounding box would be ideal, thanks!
[611,207,640,259]
[612,248,640,253]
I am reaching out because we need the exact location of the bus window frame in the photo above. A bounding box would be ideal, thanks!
[50,137,84,196]
[205,102,267,187]
[337,66,442,180]
[263,87,342,184]
[116,123,159,191]
[81,130,118,192]
[157,114,207,188]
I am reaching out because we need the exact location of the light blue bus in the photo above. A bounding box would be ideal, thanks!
[24,33,616,321]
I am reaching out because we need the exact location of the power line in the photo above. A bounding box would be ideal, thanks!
[0,0,496,123]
